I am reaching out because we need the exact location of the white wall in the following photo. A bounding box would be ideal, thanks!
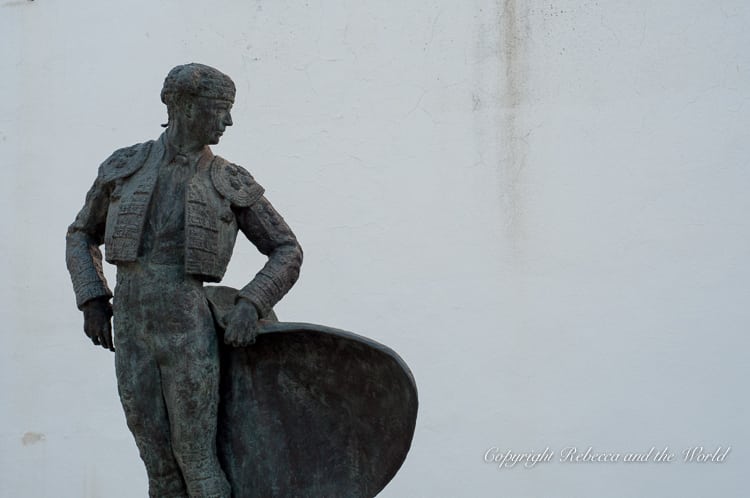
[2,1,748,496]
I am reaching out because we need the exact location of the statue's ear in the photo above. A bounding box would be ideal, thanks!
[182,100,194,119]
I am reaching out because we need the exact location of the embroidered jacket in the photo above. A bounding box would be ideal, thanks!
[65,135,302,317]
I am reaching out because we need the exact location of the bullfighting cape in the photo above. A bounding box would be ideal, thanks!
[204,286,418,498]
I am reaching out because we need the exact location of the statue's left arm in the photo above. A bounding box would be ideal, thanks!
[223,196,303,346]
[235,196,303,315]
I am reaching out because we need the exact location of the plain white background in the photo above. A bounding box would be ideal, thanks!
[1,1,748,496]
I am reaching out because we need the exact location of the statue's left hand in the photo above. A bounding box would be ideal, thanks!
[224,298,260,347]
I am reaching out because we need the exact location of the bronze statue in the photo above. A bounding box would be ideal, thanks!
[66,63,302,497]
[66,63,416,498]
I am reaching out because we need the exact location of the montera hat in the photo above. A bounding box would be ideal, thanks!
[161,63,236,105]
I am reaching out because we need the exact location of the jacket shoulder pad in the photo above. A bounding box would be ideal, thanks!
[97,141,153,182]
[210,156,265,207]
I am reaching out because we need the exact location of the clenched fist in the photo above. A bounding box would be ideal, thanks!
[223,298,260,347]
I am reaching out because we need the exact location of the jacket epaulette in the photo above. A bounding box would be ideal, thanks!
[98,141,154,183]
[210,156,265,207]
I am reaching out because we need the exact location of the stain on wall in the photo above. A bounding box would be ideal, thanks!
[474,0,530,255]
[499,0,530,256]
[501,0,525,110]
[1,1,35,7]
[469,0,534,256]
[21,431,45,445]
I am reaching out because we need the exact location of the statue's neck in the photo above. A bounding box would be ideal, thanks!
[165,123,205,155]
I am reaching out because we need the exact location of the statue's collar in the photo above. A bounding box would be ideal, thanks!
[159,133,211,169]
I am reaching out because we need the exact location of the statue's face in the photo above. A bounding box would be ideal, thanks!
[185,96,234,146]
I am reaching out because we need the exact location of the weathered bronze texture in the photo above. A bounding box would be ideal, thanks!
[66,63,416,498]
[207,286,418,498]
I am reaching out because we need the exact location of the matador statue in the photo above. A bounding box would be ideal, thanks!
[66,63,416,498]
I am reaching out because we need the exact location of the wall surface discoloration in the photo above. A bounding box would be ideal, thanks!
[498,0,530,255]
[501,0,526,110]
[21,431,45,446]
[1,0,34,7]
[473,0,531,255]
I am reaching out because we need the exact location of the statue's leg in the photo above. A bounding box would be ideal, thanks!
[114,309,188,498]
[159,286,230,498]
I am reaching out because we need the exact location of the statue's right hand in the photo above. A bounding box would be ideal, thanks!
[81,297,114,352]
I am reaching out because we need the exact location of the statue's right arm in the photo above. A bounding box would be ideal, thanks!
[66,175,115,351]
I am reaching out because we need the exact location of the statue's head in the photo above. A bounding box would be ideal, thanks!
[161,63,236,146]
